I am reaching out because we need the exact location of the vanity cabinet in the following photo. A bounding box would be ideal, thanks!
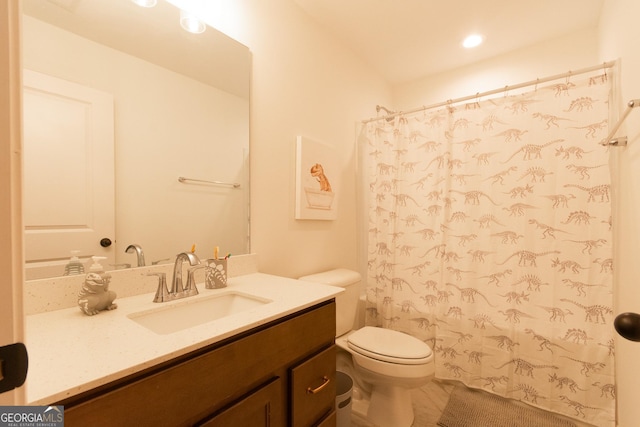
[57,300,336,427]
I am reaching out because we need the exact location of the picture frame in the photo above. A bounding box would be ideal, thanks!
[295,136,337,220]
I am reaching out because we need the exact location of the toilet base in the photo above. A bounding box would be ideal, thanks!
[351,395,369,420]
[337,334,430,427]
[371,385,415,427]
[350,384,415,427]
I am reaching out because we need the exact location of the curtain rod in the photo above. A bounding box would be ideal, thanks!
[363,60,616,124]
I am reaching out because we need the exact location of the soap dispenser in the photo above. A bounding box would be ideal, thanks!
[63,250,85,276]
[77,256,118,316]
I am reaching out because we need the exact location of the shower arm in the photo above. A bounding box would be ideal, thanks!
[600,98,640,147]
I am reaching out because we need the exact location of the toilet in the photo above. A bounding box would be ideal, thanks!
[300,269,435,427]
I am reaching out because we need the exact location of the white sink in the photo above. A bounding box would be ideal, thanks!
[127,291,272,335]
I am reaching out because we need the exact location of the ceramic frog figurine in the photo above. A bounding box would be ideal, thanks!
[77,257,118,316]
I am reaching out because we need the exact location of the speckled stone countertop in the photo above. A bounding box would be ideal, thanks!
[24,271,342,405]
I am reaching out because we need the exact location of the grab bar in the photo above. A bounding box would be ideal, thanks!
[178,176,241,188]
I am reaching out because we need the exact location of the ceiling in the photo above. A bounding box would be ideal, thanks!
[292,0,605,86]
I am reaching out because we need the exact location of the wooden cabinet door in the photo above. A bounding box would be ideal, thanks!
[197,377,283,427]
[290,345,336,427]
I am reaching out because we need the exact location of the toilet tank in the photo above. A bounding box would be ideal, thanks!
[299,269,361,337]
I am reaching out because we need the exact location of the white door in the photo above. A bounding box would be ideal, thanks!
[22,70,115,278]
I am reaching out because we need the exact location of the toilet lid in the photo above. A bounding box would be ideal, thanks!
[347,326,432,365]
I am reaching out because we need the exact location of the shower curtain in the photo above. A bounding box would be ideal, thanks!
[361,72,615,426]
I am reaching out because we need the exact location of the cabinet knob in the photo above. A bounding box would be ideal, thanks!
[100,238,112,247]
[306,376,330,394]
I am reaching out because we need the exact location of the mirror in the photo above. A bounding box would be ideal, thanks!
[21,0,251,279]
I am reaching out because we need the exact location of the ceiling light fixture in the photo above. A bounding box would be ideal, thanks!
[131,0,157,7]
[180,10,206,34]
[462,34,484,49]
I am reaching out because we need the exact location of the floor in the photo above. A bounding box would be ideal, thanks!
[349,379,596,427]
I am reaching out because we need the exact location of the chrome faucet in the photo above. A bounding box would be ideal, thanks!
[171,252,201,295]
[125,244,146,267]
[148,252,202,303]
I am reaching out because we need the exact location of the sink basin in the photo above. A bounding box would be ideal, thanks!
[128,291,272,335]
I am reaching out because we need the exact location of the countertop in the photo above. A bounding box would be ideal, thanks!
[24,272,342,405]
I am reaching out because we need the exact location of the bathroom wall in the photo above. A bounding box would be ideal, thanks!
[392,27,599,109]
[191,0,392,279]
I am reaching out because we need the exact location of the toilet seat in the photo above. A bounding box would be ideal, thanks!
[347,326,432,365]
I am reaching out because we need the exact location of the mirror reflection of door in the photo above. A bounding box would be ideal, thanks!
[23,69,115,279]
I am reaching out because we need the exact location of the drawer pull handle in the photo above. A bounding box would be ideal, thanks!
[306,376,330,394]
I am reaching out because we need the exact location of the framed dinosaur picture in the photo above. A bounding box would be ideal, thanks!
[295,136,338,220]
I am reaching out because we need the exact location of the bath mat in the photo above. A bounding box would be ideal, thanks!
[437,385,577,427]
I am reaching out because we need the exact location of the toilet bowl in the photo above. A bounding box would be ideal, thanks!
[300,269,435,427]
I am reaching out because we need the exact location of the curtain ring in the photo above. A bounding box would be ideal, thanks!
[446,99,454,114]
[473,92,481,109]
[419,105,427,120]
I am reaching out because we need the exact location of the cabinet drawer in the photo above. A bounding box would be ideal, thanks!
[290,345,336,427]
[197,377,284,427]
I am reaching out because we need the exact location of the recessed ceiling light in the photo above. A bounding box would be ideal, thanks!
[463,34,484,49]
[180,10,207,34]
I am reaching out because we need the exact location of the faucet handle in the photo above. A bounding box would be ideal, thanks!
[185,265,205,297]
[149,272,170,303]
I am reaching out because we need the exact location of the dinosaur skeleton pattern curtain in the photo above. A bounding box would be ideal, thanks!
[361,72,615,425]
